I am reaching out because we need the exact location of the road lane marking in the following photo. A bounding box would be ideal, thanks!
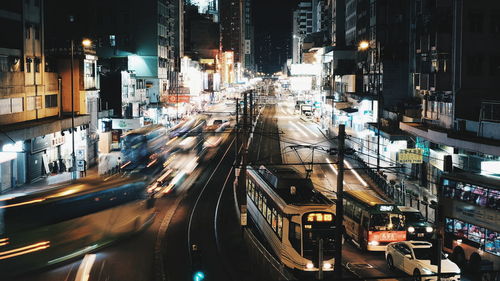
[288,121,309,137]
[296,121,320,137]
[344,160,369,187]
[325,158,346,185]
[74,254,96,281]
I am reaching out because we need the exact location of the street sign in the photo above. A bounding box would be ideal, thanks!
[397,148,423,164]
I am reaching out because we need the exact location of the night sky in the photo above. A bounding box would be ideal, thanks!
[253,0,299,73]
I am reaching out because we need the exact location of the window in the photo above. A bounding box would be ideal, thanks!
[34,57,40,73]
[25,57,32,72]
[266,204,272,224]
[445,217,454,233]
[11,97,23,113]
[453,219,468,239]
[0,99,11,115]
[289,222,301,254]
[485,230,499,256]
[353,205,362,223]
[109,35,116,47]
[34,24,39,40]
[45,94,58,108]
[25,23,30,39]
[277,214,283,238]
[27,96,42,110]
[271,209,277,231]
[467,223,485,244]
[469,12,483,33]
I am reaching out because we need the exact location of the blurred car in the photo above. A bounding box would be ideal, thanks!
[385,241,460,281]
[398,206,434,241]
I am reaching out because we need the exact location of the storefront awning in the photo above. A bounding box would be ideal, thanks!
[340,107,358,113]
[0,115,91,147]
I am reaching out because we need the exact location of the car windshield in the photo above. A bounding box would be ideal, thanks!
[404,211,426,223]
[413,248,447,260]
[370,213,405,231]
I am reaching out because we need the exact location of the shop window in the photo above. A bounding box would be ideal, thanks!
[467,223,485,244]
[445,218,453,233]
[453,219,468,239]
[487,189,500,210]
[485,230,499,256]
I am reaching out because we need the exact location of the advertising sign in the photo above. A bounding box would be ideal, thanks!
[368,231,406,242]
[397,148,423,164]
[165,95,191,103]
[111,118,144,130]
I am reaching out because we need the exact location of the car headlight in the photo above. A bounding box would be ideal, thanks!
[306,262,314,269]
[408,226,415,233]
[323,262,332,270]
[426,226,433,233]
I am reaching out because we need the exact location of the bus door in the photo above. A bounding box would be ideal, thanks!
[360,215,369,246]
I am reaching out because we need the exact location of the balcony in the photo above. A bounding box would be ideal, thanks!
[400,121,500,157]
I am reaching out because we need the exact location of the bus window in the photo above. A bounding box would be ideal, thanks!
[370,214,405,231]
[485,230,499,256]
[353,205,362,223]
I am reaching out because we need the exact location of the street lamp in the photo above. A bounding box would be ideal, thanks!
[70,38,92,179]
[358,40,382,171]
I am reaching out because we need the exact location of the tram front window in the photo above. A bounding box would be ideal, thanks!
[302,213,336,260]
[370,214,405,231]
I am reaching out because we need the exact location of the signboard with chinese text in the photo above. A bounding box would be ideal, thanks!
[397,148,423,164]
[164,95,191,103]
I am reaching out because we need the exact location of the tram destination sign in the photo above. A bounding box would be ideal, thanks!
[397,148,423,164]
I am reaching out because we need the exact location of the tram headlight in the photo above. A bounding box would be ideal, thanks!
[425,226,433,233]
[407,226,415,233]
[306,262,314,269]
[323,262,332,270]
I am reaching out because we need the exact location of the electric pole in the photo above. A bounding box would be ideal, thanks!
[334,124,345,279]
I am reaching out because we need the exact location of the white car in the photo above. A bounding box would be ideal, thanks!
[385,241,461,281]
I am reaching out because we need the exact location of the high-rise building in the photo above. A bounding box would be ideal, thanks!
[0,0,92,189]
[400,0,500,192]
[292,0,314,63]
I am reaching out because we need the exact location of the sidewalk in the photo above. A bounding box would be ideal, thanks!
[0,166,99,197]
[327,123,437,222]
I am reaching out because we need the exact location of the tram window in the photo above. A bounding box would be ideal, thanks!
[445,218,454,233]
[277,214,283,238]
[266,205,272,224]
[467,223,485,244]
[485,230,499,256]
[353,205,362,223]
[258,192,263,212]
[272,209,277,231]
[289,222,301,254]
[345,200,353,217]
[453,219,468,239]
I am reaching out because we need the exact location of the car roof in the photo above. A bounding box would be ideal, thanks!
[397,206,420,213]
[402,241,432,248]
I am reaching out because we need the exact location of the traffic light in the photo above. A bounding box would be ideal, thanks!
[193,271,205,281]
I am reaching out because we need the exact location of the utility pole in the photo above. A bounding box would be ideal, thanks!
[235,98,239,160]
[376,42,382,172]
[334,124,345,279]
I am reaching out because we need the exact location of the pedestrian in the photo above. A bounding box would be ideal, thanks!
[117,156,122,173]
[83,159,87,177]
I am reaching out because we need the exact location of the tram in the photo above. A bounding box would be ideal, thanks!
[0,175,155,277]
[246,165,337,272]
